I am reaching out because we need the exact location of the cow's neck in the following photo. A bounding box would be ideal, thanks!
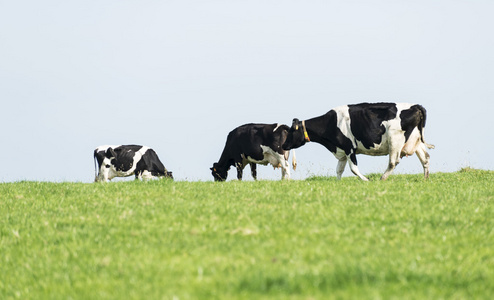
[216,147,234,169]
[304,113,336,149]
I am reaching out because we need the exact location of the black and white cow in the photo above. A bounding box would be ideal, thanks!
[282,103,435,181]
[211,123,297,181]
[94,145,173,182]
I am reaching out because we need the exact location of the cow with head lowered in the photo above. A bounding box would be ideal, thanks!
[94,145,173,182]
[211,123,297,181]
[282,103,435,181]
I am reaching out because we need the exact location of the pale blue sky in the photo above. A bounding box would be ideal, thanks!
[1,1,493,182]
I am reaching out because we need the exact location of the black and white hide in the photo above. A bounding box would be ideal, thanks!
[94,145,173,182]
[211,123,297,181]
[282,103,435,181]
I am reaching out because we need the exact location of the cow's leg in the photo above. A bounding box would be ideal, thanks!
[381,136,405,180]
[275,154,290,180]
[139,170,155,181]
[381,154,400,181]
[415,143,431,179]
[336,157,347,180]
[250,163,257,180]
[348,153,369,181]
[236,162,244,181]
[98,167,110,182]
[95,173,107,183]
[281,158,290,180]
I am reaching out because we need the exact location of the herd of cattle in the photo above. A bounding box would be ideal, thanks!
[94,102,435,182]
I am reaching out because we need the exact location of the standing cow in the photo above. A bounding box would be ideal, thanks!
[94,145,173,182]
[211,123,297,181]
[282,103,435,181]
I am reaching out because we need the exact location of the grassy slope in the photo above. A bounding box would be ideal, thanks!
[1,170,493,299]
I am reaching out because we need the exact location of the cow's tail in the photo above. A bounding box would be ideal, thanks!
[93,151,98,182]
[417,105,435,149]
[291,149,297,171]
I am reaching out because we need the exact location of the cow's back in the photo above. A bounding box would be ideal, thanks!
[136,148,167,176]
[345,103,399,150]
[332,103,422,156]
[227,123,287,155]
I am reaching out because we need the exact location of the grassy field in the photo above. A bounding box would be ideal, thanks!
[1,169,493,299]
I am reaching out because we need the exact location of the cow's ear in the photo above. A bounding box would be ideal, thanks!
[106,148,117,158]
[292,118,300,130]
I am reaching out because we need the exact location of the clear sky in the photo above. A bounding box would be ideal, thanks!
[1,1,493,182]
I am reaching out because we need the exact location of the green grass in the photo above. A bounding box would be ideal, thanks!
[1,170,494,299]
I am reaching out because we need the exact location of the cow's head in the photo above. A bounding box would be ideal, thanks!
[165,171,174,179]
[282,118,308,150]
[210,163,228,182]
[94,147,118,182]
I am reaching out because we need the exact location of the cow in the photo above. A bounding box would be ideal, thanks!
[282,103,435,181]
[94,145,173,182]
[211,123,297,181]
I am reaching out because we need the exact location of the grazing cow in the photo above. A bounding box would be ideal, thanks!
[94,145,173,182]
[282,103,435,181]
[211,123,297,181]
